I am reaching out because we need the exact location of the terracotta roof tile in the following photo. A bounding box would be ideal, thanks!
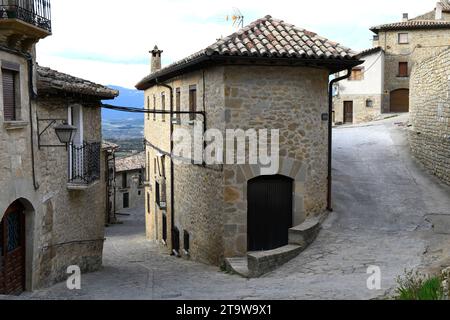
[115,152,145,172]
[136,15,358,89]
[371,19,450,33]
[37,65,118,99]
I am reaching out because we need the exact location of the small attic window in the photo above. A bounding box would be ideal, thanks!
[398,33,409,44]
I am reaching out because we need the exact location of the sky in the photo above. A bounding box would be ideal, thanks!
[37,0,437,89]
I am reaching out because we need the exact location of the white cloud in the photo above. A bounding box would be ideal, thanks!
[36,0,437,88]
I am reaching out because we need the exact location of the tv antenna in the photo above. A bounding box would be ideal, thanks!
[226,8,244,29]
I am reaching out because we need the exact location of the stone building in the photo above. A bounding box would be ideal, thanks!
[334,1,450,124]
[136,16,360,274]
[0,0,118,294]
[114,152,145,212]
[409,47,450,185]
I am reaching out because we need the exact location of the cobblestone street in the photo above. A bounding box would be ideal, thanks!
[10,116,450,300]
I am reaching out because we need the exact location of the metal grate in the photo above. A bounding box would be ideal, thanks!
[0,0,52,33]
[69,142,101,185]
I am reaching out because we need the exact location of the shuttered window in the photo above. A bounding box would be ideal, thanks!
[175,88,181,122]
[2,69,17,121]
[161,92,166,122]
[189,85,197,121]
[349,68,364,81]
[398,62,408,77]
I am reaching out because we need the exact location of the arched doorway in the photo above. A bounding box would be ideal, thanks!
[0,200,26,295]
[390,89,409,113]
[247,175,293,251]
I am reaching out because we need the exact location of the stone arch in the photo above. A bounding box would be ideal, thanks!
[238,156,307,227]
[0,198,36,293]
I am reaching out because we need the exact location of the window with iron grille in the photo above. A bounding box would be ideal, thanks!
[2,68,18,121]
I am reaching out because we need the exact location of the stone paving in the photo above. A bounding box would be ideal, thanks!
[7,115,450,300]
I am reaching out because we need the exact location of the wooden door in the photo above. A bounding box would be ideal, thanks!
[123,193,129,209]
[344,101,353,124]
[247,175,293,251]
[390,89,409,113]
[0,201,26,295]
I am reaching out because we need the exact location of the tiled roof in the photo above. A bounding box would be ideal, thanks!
[441,1,450,12]
[357,46,383,58]
[115,152,145,172]
[136,15,359,89]
[37,65,119,99]
[102,140,119,151]
[370,19,450,33]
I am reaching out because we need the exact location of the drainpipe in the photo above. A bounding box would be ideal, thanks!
[155,79,175,255]
[27,55,39,191]
[327,68,352,211]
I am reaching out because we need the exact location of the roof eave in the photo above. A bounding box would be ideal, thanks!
[136,55,363,90]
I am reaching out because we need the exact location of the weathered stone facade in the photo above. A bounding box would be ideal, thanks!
[32,95,108,288]
[409,47,450,185]
[115,153,145,212]
[1,29,117,293]
[144,65,339,265]
[140,15,360,269]
[334,94,383,124]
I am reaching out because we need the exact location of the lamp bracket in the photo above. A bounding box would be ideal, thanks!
[37,117,69,149]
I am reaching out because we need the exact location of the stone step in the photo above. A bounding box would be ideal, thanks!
[247,244,303,277]
[224,257,250,278]
[289,217,321,247]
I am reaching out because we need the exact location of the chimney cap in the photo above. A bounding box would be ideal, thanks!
[150,45,163,55]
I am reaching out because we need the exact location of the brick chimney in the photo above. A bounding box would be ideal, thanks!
[436,2,443,20]
[402,13,409,21]
[150,45,163,73]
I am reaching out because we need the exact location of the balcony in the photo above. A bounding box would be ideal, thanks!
[0,0,51,47]
[68,142,101,190]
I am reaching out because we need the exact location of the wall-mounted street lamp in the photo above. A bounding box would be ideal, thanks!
[37,118,77,150]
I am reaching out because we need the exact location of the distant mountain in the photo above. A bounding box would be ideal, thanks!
[102,86,144,140]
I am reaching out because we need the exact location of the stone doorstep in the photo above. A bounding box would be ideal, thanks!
[225,217,322,278]
[225,257,250,278]
[289,217,321,247]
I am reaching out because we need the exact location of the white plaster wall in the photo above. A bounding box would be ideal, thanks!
[337,51,385,95]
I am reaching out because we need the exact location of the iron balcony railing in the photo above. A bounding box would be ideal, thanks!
[69,142,101,185]
[0,0,51,33]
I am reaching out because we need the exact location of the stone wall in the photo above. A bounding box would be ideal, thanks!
[222,66,329,257]
[33,96,106,287]
[144,64,330,265]
[409,47,450,185]
[334,94,383,124]
[115,169,144,212]
[375,29,450,112]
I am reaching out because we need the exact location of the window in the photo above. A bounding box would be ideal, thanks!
[2,68,19,121]
[147,96,150,120]
[147,192,151,214]
[175,88,181,122]
[162,214,167,243]
[161,92,166,121]
[184,230,190,253]
[123,193,129,208]
[366,99,374,108]
[398,62,408,77]
[153,95,156,121]
[138,190,141,196]
[398,33,409,44]
[189,85,197,121]
[349,68,364,81]
[122,172,127,189]
[173,227,180,253]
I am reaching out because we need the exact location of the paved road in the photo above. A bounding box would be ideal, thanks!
[15,116,450,300]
